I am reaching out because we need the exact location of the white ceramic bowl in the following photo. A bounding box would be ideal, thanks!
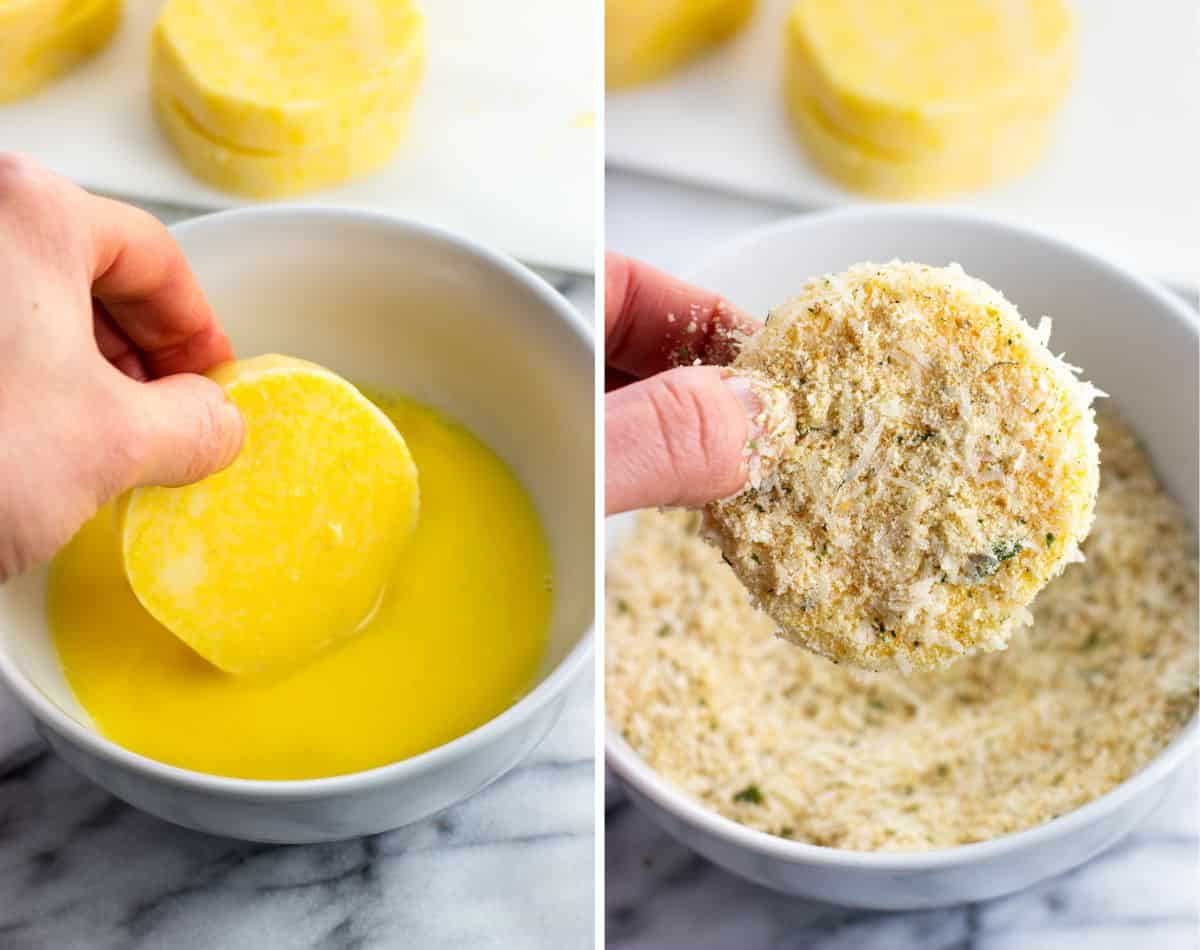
[0,207,594,843]
[607,207,1198,908]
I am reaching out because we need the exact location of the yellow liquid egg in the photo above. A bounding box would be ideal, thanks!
[49,392,552,780]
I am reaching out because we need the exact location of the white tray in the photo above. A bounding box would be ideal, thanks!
[0,0,596,274]
[607,0,1196,284]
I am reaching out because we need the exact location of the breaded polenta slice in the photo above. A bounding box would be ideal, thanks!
[606,0,755,89]
[703,262,1099,672]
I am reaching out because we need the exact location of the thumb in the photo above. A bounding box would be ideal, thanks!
[605,366,791,514]
[121,373,245,489]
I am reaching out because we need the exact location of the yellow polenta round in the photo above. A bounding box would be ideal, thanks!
[606,0,755,89]
[121,355,420,675]
[786,89,1054,200]
[0,0,74,53]
[150,0,422,196]
[151,0,424,151]
[784,0,1074,196]
[152,91,407,199]
[702,263,1099,672]
[0,0,120,103]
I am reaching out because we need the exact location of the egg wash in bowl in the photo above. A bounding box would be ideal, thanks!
[49,389,552,781]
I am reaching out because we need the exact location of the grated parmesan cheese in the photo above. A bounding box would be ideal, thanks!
[703,262,1100,671]
[607,410,1198,851]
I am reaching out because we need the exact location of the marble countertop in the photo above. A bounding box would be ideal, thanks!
[0,663,594,950]
[606,760,1199,950]
[0,196,597,950]
[604,167,1199,950]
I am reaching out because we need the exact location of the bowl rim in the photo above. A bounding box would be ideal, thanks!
[607,204,1199,869]
[0,204,595,799]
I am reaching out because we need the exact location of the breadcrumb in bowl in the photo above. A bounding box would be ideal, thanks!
[611,409,1196,851]
[703,261,1101,672]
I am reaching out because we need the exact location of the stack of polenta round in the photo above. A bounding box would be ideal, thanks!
[784,0,1075,198]
[150,0,424,198]
[0,0,120,102]
[606,0,756,89]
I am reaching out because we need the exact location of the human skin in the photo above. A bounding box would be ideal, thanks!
[0,154,244,582]
[605,251,773,514]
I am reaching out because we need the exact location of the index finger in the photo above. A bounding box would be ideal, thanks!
[605,251,759,379]
[83,191,233,378]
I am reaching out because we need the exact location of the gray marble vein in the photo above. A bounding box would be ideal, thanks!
[0,661,593,950]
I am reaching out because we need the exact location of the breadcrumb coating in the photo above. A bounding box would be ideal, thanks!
[702,261,1100,671]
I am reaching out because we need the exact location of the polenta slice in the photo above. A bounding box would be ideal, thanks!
[785,88,1054,200]
[606,0,755,89]
[703,263,1099,672]
[121,355,420,675]
[0,0,120,103]
[151,89,408,198]
[0,0,73,51]
[784,0,1074,196]
[151,0,424,151]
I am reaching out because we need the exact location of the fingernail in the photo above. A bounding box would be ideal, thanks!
[720,371,794,493]
[721,372,763,432]
[219,400,247,467]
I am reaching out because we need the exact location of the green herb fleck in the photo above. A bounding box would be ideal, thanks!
[733,785,764,805]
[991,538,1023,562]
[657,623,671,638]
[749,552,761,564]
[1045,533,1056,547]
[616,599,630,614]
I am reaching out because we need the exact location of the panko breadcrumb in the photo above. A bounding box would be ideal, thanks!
[607,410,1197,851]
[703,261,1100,671]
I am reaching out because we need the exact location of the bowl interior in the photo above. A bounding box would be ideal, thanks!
[608,207,1198,852]
[1,208,594,741]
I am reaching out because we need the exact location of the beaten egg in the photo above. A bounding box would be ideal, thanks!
[49,392,552,780]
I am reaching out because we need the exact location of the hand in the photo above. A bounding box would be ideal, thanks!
[0,154,244,582]
[606,251,773,514]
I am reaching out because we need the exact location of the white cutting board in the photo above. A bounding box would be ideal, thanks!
[608,0,1197,284]
[0,0,596,273]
